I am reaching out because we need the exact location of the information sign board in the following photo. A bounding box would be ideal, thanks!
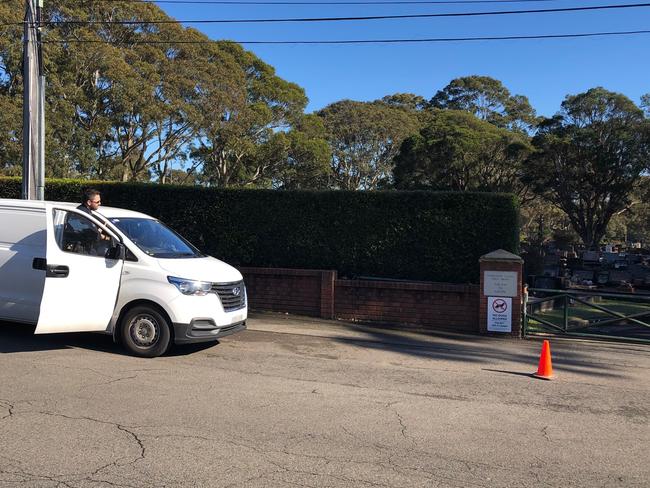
[483,271,518,297]
[487,297,512,333]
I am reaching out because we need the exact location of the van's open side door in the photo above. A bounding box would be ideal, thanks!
[35,206,123,334]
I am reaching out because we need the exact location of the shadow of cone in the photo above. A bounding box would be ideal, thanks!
[532,339,554,380]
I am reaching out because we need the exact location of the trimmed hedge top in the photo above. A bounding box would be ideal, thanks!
[0,177,519,283]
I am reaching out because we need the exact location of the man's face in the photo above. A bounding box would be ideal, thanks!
[86,195,101,210]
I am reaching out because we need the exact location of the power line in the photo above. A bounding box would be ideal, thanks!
[3,2,650,26]
[42,29,650,44]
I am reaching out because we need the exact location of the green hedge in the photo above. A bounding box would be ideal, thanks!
[0,177,519,283]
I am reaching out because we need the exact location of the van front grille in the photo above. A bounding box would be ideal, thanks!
[211,280,246,312]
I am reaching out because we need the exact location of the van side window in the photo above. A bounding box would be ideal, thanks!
[54,210,114,257]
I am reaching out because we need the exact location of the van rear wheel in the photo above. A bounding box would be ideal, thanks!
[120,306,171,358]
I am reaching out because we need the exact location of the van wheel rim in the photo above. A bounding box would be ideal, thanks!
[129,315,159,347]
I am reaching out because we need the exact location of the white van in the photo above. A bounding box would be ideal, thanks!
[0,198,247,357]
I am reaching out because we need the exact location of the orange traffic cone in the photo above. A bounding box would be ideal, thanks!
[532,340,554,380]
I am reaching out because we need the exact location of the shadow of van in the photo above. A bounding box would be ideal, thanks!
[0,320,121,354]
[0,320,220,356]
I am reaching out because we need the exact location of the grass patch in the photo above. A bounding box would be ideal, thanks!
[527,298,650,333]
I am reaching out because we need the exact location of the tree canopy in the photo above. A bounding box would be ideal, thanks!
[393,109,532,200]
[430,76,537,132]
[524,87,650,249]
[640,93,650,118]
[317,99,421,190]
[3,2,650,249]
[0,0,309,184]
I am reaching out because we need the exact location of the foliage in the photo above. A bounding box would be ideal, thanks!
[0,177,518,283]
[0,0,310,184]
[265,115,332,189]
[317,100,421,190]
[524,87,650,249]
[519,198,574,246]
[0,177,20,198]
[0,94,21,174]
[430,76,537,131]
[0,1,24,175]
[379,93,427,112]
[604,177,650,246]
[3,0,649,254]
[393,110,533,201]
[190,43,308,187]
[641,93,650,117]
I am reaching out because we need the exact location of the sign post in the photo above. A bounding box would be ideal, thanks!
[479,250,523,337]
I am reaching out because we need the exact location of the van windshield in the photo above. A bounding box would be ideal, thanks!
[109,217,203,258]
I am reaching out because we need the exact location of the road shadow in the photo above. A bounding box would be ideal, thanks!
[320,322,649,379]
[0,321,219,357]
[167,341,218,356]
[481,368,539,378]
[0,320,123,355]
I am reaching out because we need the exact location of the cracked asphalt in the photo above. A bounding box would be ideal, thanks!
[1,312,649,487]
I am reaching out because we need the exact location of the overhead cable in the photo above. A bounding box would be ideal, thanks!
[42,29,650,44]
[3,2,650,26]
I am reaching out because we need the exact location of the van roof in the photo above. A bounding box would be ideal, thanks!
[0,198,154,220]
[99,206,154,220]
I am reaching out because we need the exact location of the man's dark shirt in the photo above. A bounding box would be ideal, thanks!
[76,204,92,215]
[75,204,110,243]
[76,204,107,224]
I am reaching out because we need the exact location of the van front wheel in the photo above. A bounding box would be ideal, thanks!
[120,306,171,358]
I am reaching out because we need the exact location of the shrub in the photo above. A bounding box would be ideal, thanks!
[0,177,519,282]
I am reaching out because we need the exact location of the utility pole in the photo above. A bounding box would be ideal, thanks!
[22,0,45,200]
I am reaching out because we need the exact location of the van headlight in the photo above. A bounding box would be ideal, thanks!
[167,276,212,296]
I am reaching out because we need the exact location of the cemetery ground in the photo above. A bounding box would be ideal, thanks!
[0,312,648,488]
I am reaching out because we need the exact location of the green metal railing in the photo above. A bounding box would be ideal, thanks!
[524,288,650,343]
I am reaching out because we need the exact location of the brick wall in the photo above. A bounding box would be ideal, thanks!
[240,267,336,318]
[335,279,479,333]
[240,267,480,333]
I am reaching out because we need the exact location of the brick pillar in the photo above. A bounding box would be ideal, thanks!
[479,249,524,338]
[320,270,337,319]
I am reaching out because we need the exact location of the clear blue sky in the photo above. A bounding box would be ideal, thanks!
[154,0,650,117]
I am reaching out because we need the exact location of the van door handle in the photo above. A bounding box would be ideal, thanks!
[46,265,69,278]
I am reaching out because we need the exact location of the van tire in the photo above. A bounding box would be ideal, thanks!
[120,306,171,358]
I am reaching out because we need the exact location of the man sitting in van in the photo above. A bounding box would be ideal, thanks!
[77,188,102,216]
[77,188,111,241]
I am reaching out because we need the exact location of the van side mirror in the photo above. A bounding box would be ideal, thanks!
[106,243,126,260]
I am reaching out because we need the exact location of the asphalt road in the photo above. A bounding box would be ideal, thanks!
[1,313,649,487]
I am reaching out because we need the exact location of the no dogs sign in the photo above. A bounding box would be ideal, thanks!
[487,297,512,332]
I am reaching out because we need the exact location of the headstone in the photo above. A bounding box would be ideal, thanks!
[596,272,609,285]
[603,252,618,264]
[533,276,559,289]
[542,267,558,277]
[543,254,560,265]
[573,270,595,282]
[609,270,632,284]
[614,259,628,269]
[630,264,649,279]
